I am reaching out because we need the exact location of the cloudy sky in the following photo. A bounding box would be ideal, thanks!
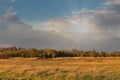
[0,0,120,51]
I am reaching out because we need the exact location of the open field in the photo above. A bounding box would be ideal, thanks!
[0,57,120,80]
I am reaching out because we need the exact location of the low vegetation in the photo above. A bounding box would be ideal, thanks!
[0,57,120,79]
[0,47,120,59]
[0,47,120,79]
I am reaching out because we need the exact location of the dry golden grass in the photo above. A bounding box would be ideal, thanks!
[0,57,120,80]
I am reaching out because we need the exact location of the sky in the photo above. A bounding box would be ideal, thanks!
[0,0,105,27]
[0,0,120,51]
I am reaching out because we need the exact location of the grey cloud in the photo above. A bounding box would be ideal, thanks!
[0,8,75,50]
[71,0,120,40]
[71,0,120,51]
[0,0,120,51]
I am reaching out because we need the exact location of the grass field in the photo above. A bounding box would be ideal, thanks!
[0,57,120,80]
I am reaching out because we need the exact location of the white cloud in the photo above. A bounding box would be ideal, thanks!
[44,19,70,32]
[44,17,89,34]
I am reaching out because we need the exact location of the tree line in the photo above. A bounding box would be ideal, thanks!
[0,47,119,59]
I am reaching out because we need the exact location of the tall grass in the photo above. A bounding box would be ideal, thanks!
[0,57,120,79]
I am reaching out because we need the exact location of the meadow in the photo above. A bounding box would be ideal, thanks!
[0,57,120,80]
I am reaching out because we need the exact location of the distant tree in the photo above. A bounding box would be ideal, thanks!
[92,49,99,58]
[101,51,107,57]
